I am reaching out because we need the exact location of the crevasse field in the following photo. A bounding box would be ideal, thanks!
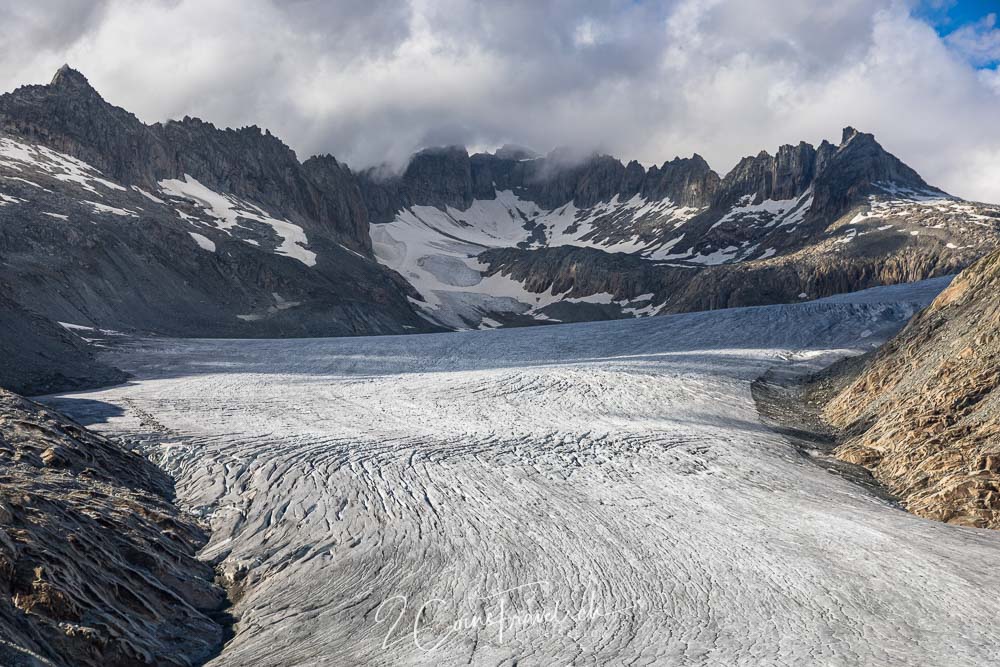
[48,279,1000,666]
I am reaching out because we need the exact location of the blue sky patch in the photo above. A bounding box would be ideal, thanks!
[917,0,1000,68]
[917,0,998,32]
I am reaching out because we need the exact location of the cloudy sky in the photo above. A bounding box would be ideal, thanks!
[2,0,1000,201]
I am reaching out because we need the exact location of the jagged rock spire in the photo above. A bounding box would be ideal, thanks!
[841,126,860,145]
[50,64,92,89]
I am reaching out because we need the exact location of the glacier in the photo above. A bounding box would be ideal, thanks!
[45,277,1000,666]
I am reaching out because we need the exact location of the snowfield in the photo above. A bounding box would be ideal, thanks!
[47,278,1000,666]
[369,190,704,328]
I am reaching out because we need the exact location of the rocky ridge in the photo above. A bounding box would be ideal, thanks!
[824,248,1000,528]
[0,389,224,666]
[367,128,999,328]
[1,66,370,252]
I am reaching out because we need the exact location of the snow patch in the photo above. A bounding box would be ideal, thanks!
[133,186,166,204]
[85,201,138,217]
[834,228,858,245]
[0,136,125,196]
[2,175,49,190]
[713,189,813,230]
[687,245,741,265]
[189,232,216,252]
[159,175,316,266]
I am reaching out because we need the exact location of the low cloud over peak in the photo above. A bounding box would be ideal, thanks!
[3,0,999,202]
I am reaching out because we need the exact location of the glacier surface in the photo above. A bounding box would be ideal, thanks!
[47,278,1000,666]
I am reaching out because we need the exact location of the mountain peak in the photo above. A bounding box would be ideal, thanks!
[50,65,93,90]
[494,144,539,161]
[841,126,861,145]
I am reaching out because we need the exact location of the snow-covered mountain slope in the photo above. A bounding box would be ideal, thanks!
[0,135,316,267]
[364,132,1000,329]
[44,278,1000,666]
[0,131,427,340]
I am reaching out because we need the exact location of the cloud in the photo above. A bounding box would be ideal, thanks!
[0,1,109,74]
[945,12,1000,66]
[0,0,999,202]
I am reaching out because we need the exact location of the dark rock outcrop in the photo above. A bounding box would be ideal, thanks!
[711,142,817,210]
[402,146,474,211]
[809,128,940,221]
[300,154,372,253]
[641,154,719,207]
[480,245,686,306]
[0,293,125,395]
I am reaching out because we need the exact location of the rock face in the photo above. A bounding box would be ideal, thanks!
[711,143,819,211]
[811,128,935,220]
[641,154,719,207]
[0,67,370,252]
[824,248,1000,529]
[0,66,169,191]
[0,66,433,388]
[0,389,224,665]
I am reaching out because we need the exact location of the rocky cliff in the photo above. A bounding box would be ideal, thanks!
[359,143,720,225]
[0,390,224,666]
[824,248,1000,528]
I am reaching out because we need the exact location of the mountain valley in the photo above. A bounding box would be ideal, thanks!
[1,64,1000,667]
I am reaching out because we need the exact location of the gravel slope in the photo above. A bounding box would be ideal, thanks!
[44,278,1000,666]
